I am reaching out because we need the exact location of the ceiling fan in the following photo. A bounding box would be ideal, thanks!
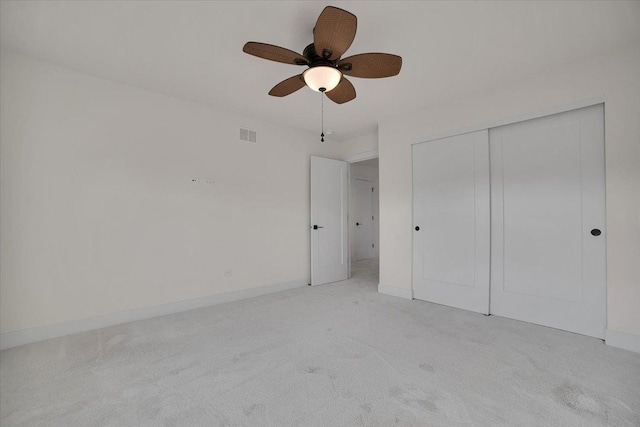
[242,6,402,104]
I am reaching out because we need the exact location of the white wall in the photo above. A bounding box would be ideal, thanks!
[349,161,379,261]
[378,47,640,337]
[0,52,342,334]
[340,131,378,161]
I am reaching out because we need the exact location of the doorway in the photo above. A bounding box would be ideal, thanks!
[350,158,379,278]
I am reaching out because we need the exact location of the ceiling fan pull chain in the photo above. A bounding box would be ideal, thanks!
[320,89,325,142]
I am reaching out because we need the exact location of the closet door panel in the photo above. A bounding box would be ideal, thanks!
[412,130,490,314]
[490,104,606,338]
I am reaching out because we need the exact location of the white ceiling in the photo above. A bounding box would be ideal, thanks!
[2,1,639,141]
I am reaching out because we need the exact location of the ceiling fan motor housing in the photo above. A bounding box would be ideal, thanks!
[303,44,338,68]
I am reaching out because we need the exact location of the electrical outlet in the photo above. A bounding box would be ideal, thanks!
[224,268,233,277]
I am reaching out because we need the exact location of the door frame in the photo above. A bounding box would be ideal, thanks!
[410,98,607,327]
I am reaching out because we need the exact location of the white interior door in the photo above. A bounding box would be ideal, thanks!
[412,130,491,314]
[310,156,348,286]
[490,104,606,338]
[354,179,375,261]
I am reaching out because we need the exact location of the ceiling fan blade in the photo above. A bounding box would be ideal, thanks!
[339,53,402,78]
[269,74,306,97]
[243,42,309,65]
[325,77,356,104]
[313,6,357,60]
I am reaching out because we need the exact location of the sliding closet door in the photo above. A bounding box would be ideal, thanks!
[490,104,606,338]
[412,130,490,314]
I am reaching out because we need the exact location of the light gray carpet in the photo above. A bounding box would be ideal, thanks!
[1,259,639,426]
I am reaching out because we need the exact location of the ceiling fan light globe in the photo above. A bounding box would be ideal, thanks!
[303,67,342,92]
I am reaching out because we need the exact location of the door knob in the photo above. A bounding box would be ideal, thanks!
[356,222,360,226]
[590,228,601,236]
[415,226,420,231]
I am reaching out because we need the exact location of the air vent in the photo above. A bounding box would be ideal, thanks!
[239,127,257,143]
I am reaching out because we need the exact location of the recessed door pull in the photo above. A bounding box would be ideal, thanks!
[415,226,420,231]
[591,229,601,236]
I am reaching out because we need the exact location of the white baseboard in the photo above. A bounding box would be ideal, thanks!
[378,283,413,300]
[0,279,307,351]
[605,329,640,353]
